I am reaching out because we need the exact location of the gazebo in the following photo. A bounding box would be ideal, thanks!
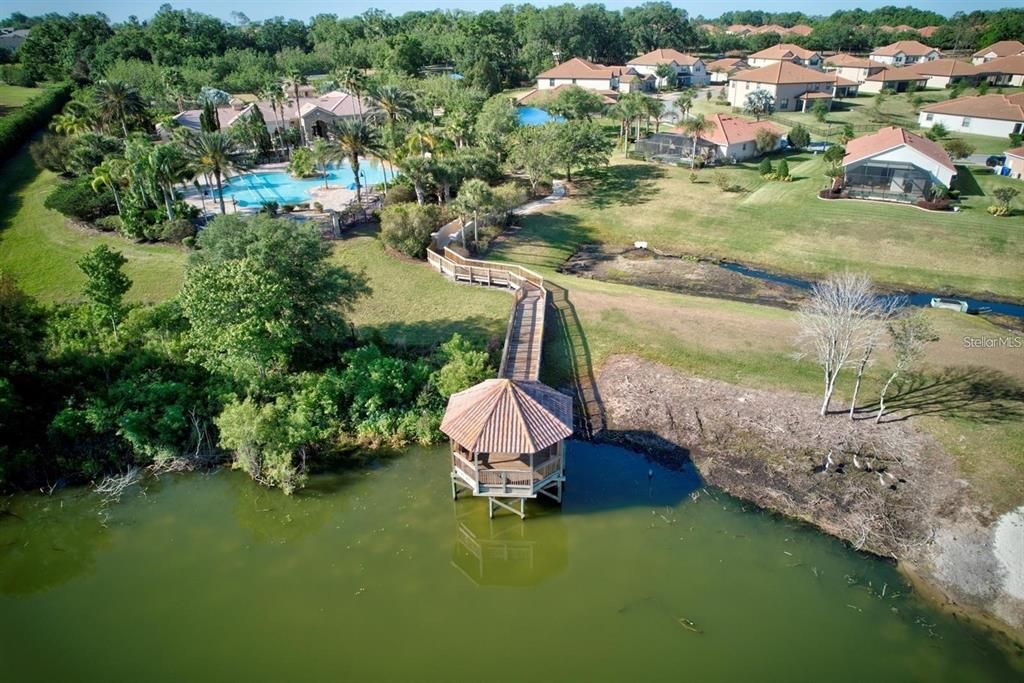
[441,378,573,519]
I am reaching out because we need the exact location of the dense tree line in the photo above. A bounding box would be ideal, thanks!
[0,214,494,493]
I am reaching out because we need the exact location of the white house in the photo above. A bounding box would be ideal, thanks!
[869,40,940,66]
[535,57,652,93]
[972,41,1024,65]
[1004,147,1024,179]
[918,93,1024,138]
[696,113,786,160]
[842,126,956,203]
[706,58,749,84]
[980,55,1024,87]
[823,53,887,83]
[727,62,851,113]
[746,43,822,69]
[627,48,709,87]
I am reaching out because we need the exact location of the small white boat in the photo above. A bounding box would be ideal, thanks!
[930,297,968,313]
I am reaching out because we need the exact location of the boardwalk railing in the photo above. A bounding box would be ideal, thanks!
[427,247,545,291]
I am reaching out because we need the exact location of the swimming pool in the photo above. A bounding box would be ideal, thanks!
[517,106,565,126]
[219,160,390,208]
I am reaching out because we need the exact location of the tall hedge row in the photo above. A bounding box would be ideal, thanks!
[0,83,71,161]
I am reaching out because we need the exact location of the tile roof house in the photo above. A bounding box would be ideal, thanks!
[978,55,1024,87]
[690,113,785,160]
[535,57,652,93]
[167,90,370,142]
[860,65,930,93]
[869,40,940,66]
[899,58,983,88]
[841,126,956,203]
[516,84,617,107]
[627,48,709,86]
[972,41,1024,65]
[747,43,822,69]
[823,53,888,83]
[918,93,1024,139]
[727,62,853,112]
[917,26,940,38]
[707,57,749,84]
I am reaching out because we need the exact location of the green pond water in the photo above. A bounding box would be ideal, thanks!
[1,441,1021,682]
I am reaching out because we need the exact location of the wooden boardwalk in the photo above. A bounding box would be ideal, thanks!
[427,247,546,382]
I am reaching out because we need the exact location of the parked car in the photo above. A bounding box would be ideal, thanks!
[986,155,1006,167]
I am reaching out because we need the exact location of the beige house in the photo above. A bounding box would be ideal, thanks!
[627,48,709,87]
[535,57,652,93]
[747,43,822,69]
[727,62,853,113]
[707,58,749,84]
[692,113,786,160]
[823,53,887,83]
[869,40,940,66]
[972,41,1024,65]
[1004,147,1024,179]
[168,90,369,141]
[905,59,982,89]
[860,66,930,93]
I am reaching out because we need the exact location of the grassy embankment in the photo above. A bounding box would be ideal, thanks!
[0,84,43,116]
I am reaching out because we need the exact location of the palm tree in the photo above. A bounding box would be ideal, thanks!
[184,131,251,214]
[149,142,191,220]
[90,157,126,216]
[260,81,288,155]
[284,70,307,146]
[334,66,366,115]
[674,90,694,122]
[644,98,665,134]
[682,113,713,169]
[93,80,145,138]
[398,155,433,205]
[310,138,338,189]
[51,100,94,136]
[618,93,648,152]
[453,178,493,247]
[332,117,380,203]
[368,84,416,126]
[404,121,439,157]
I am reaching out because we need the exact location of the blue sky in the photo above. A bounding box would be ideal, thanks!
[9,1,1021,23]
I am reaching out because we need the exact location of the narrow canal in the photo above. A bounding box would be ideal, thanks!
[1,442,1020,682]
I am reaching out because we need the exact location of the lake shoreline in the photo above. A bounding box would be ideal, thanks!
[593,354,1024,647]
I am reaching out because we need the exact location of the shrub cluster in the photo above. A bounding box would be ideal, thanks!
[0,84,71,160]
[43,176,117,222]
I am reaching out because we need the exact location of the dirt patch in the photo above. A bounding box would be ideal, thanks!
[595,354,1024,640]
[562,246,808,308]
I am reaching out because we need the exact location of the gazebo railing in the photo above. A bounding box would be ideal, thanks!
[452,450,562,495]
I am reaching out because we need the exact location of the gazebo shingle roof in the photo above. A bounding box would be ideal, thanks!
[440,379,573,454]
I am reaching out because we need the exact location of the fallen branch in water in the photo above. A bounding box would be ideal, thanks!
[93,467,142,503]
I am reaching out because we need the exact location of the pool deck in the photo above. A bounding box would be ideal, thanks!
[184,162,359,216]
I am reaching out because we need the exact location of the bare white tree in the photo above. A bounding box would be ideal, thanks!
[848,297,903,419]
[876,311,938,423]
[796,272,880,417]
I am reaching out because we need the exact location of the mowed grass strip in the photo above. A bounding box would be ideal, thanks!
[0,84,42,115]
[492,157,1024,299]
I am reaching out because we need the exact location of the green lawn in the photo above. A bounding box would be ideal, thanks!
[330,230,509,347]
[489,156,1024,299]
[0,151,186,303]
[0,84,42,116]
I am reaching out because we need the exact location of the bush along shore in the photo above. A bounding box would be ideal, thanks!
[0,214,495,494]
